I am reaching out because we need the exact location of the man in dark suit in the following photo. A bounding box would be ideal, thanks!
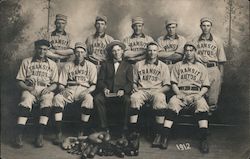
[94,40,133,140]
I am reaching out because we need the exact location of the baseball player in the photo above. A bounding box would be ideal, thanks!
[46,14,74,68]
[85,16,114,72]
[14,39,58,148]
[94,40,133,141]
[127,41,171,155]
[123,17,154,63]
[157,18,186,70]
[192,17,226,113]
[52,42,97,145]
[163,42,210,153]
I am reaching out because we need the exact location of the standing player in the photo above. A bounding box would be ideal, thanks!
[94,40,133,141]
[192,17,226,113]
[163,42,210,153]
[85,16,114,71]
[46,14,74,63]
[127,42,171,155]
[123,17,154,63]
[15,39,58,148]
[52,42,97,145]
[157,18,186,70]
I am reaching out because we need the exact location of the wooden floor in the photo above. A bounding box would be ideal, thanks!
[1,125,250,159]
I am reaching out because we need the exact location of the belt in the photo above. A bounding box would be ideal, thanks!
[57,58,68,63]
[179,86,200,91]
[67,83,88,87]
[206,62,218,68]
[36,82,47,87]
[88,58,103,65]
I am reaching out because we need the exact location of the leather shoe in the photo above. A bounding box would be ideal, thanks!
[35,134,44,148]
[152,133,161,148]
[14,134,23,148]
[200,139,209,153]
[160,136,168,150]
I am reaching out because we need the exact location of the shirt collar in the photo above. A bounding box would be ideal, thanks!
[74,59,85,66]
[31,56,48,62]
[198,33,213,41]
[131,33,146,39]
[51,30,67,36]
[164,34,179,40]
[94,32,106,38]
[145,58,159,65]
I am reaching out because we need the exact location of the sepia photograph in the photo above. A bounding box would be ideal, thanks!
[1,0,249,159]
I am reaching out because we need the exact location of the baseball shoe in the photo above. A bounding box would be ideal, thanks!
[35,134,44,148]
[125,132,140,156]
[14,134,23,148]
[199,139,209,153]
[152,133,161,148]
[160,136,169,150]
[53,132,63,145]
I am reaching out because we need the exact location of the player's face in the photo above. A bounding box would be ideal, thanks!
[166,24,177,36]
[55,20,66,32]
[36,45,48,59]
[132,23,144,35]
[75,48,87,62]
[200,21,212,34]
[147,44,158,60]
[95,20,106,33]
[112,45,124,61]
[185,46,196,61]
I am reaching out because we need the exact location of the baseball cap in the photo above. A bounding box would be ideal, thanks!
[56,14,67,21]
[96,15,108,23]
[200,17,212,25]
[106,40,126,53]
[184,41,197,51]
[34,39,50,47]
[75,42,87,51]
[132,17,144,25]
[165,18,177,26]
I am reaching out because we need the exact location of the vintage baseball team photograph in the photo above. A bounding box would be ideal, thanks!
[1,0,249,159]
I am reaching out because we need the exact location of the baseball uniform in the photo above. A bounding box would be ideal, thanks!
[17,57,58,109]
[15,39,58,148]
[131,59,170,109]
[123,17,154,63]
[163,42,211,153]
[192,23,226,110]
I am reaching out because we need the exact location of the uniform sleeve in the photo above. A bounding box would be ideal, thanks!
[16,59,27,81]
[175,36,186,54]
[133,63,139,84]
[216,38,227,63]
[157,37,165,52]
[85,36,92,55]
[161,63,171,86]
[123,37,131,51]
[58,64,69,86]
[200,65,210,87]
[170,63,180,84]
[89,63,97,85]
[50,62,59,83]
[67,33,74,49]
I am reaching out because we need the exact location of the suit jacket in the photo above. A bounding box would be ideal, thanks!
[97,60,133,94]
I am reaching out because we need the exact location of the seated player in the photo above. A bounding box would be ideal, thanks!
[15,39,58,148]
[163,42,210,153]
[94,40,133,141]
[52,42,97,145]
[127,41,171,155]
